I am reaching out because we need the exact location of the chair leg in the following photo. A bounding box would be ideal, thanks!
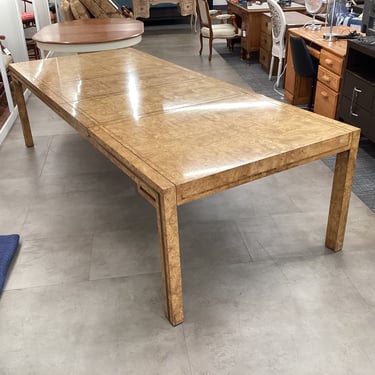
[308,78,316,111]
[276,58,283,88]
[209,38,213,61]
[199,34,203,56]
[269,56,274,81]
[227,39,234,51]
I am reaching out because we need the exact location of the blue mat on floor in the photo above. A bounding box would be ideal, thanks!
[0,234,20,292]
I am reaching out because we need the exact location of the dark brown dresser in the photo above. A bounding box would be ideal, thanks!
[337,38,375,143]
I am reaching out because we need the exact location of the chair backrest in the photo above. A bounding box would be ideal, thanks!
[289,35,316,78]
[267,0,287,55]
[196,0,212,31]
[0,36,13,68]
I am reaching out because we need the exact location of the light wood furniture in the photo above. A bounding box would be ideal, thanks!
[226,0,305,61]
[32,18,144,54]
[132,0,195,20]
[284,26,352,119]
[259,11,323,74]
[10,48,360,326]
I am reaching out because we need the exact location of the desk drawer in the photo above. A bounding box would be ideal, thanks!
[179,0,194,14]
[318,65,341,92]
[260,31,272,51]
[261,16,272,34]
[314,81,339,119]
[320,49,343,76]
[259,47,279,74]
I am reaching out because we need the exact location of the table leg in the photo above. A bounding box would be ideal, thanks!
[325,133,360,251]
[12,79,34,147]
[156,189,184,326]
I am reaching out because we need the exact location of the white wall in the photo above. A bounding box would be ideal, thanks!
[33,0,52,30]
[0,0,29,62]
[0,0,29,143]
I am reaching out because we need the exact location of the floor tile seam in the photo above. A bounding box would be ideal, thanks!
[37,134,55,180]
[15,230,95,244]
[5,233,93,292]
[11,179,47,234]
[234,219,268,262]
[180,219,280,254]
[181,325,195,375]
[272,253,345,292]
[88,270,162,284]
[182,256,277,275]
[35,170,137,190]
[5,269,162,294]
[338,265,375,311]
[272,251,375,305]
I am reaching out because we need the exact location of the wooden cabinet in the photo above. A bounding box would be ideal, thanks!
[259,13,273,71]
[284,26,349,119]
[337,39,375,143]
[226,0,305,61]
[314,49,344,118]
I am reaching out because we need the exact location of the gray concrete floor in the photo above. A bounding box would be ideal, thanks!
[1,24,375,374]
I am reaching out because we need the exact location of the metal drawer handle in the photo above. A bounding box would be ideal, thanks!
[322,75,331,83]
[350,87,362,117]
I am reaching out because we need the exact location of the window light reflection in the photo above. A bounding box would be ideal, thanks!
[127,74,140,120]
[163,100,276,112]
[73,80,82,102]
[183,164,242,179]
[70,80,82,116]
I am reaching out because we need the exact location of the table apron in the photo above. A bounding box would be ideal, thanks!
[177,137,354,205]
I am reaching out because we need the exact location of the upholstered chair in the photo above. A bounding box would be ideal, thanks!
[196,0,241,62]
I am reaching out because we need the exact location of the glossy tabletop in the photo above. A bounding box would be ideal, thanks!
[32,18,144,53]
[288,25,352,57]
[10,48,360,326]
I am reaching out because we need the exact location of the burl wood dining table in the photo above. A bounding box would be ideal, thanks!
[10,48,360,326]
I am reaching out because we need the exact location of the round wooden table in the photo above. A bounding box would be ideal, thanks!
[32,18,144,53]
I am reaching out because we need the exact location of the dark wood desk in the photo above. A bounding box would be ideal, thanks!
[227,0,305,60]
[284,26,353,119]
[10,48,359,326]
[132,0,195,19]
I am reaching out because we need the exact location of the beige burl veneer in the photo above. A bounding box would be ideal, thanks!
[10,48,360,326]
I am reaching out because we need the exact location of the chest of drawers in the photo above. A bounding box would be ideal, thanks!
[284,26,349,119]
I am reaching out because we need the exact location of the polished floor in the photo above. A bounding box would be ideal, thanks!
[1,25,375,374]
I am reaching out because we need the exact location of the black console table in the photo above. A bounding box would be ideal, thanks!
[337,38,375,143]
